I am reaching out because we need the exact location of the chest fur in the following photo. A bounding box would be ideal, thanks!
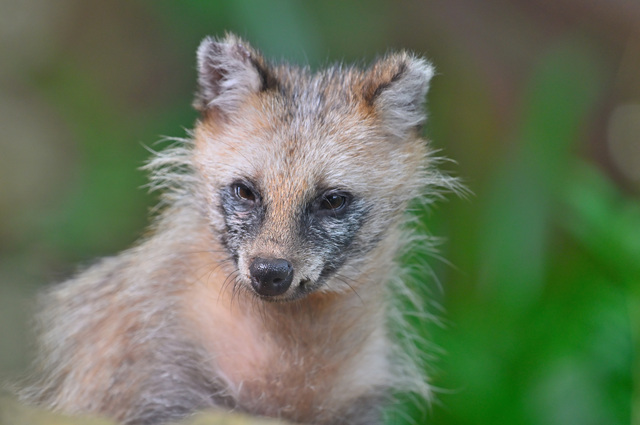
[182,275,390,421]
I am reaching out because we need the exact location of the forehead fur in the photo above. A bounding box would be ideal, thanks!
[191,35,434,206]
[194,66,427,203]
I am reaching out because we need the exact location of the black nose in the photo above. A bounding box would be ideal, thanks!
[249,258,294,297]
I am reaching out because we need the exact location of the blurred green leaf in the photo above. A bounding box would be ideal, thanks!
[478,39,604,308]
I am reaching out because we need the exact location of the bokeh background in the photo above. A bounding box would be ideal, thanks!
[1,1,639,424]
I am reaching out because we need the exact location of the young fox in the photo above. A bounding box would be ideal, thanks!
[19,34,456,425]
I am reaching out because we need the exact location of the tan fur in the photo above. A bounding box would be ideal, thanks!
[17,34,459,425]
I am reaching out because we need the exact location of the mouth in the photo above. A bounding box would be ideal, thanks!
[250,278,315,303]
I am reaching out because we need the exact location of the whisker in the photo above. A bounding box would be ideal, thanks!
[221,270,240,303]
[332,273,364,305]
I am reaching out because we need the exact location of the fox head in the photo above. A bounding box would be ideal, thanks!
[189,34,435,301]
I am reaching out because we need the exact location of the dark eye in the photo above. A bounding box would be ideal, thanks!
[233,183,257,202]
[320,193,348,211]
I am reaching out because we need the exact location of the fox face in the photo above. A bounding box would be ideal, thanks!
[191,35,434,301]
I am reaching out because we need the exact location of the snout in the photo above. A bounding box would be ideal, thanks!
[249,257,294,297]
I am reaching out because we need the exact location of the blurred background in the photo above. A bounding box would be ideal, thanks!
[1,1,638,424]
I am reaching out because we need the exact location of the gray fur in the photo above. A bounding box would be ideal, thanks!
[19,208,236,425]
[17,34,460,425]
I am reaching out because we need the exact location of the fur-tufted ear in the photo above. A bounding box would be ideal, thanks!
[363,52,435,139]
[193,34,277,114]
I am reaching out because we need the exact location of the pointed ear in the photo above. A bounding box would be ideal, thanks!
[193,34,277,114]
[362,52,435,139]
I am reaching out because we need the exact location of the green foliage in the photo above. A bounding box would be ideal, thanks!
[423,41,636,425]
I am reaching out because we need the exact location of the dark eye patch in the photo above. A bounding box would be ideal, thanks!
[300,193,372,287]
[217,180,265,263]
